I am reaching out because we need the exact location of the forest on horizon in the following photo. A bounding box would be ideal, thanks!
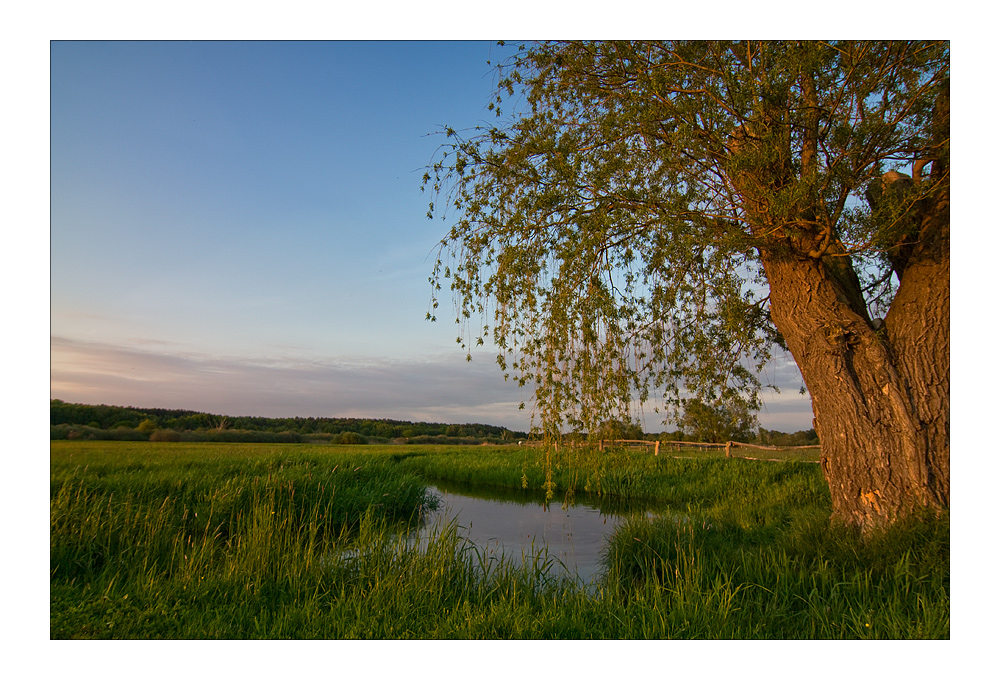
[50,399,817,447]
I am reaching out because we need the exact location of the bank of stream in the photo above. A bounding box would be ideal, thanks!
[410,479,660,585]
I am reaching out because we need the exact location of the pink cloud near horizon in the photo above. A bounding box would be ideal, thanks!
[50,335,816,433]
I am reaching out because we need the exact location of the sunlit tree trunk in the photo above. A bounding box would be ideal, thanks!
[730,70,950,533]
[761,232,948,531]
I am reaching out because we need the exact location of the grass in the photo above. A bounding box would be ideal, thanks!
[50,441,948,639]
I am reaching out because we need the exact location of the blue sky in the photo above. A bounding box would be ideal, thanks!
[48,40,817,432]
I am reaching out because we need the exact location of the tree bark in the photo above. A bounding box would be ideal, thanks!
[742,75,950,533]
[761,241,948,531]
[758,134,950,531]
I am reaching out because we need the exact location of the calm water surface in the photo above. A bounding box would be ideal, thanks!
[413,480,654,585]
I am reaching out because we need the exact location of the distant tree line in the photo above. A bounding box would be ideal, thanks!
[50,400,529,444]
[657,427,819,446]
[655,399,819,446]
[50,400,816,446]
[752,428,820,447]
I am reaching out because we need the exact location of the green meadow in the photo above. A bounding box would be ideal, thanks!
[50,441,948,639]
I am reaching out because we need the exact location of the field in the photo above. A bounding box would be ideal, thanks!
[50,441,949,639]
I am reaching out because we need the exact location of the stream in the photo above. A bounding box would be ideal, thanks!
[412,479,655,585]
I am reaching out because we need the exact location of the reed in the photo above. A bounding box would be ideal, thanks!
[51,441,947,639]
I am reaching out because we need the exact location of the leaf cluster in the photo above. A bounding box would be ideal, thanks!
[423,41,948,438]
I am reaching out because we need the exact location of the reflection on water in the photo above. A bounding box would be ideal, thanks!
[412,480,654,585]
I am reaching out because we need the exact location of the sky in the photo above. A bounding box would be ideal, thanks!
[48,39,818,433]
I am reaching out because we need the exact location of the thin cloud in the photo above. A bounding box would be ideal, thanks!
[756,390,816,433]
[51,335,814,433]
[50,336,534,430]
[756,353,815,432]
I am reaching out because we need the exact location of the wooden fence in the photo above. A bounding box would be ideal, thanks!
[522,438,820,463]
[720,441,821,463]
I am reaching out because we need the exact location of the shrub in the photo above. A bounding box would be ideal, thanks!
[213,429,301,443]
[51,425,148,441]
[333,431,367,445]
[106,427,147,441]
[149,429,181,442]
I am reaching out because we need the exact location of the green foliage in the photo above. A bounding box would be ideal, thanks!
[51,424,148,441]
[424,41,949,438]
[601,510,948,639]
[199,429,302,444]
[50,442,946,639]
[50,400,528,442]
[50,442,436,583]
[331,431,366,445]
[677,398,755,443]
[595,419,644,440]
[756,428,819,447]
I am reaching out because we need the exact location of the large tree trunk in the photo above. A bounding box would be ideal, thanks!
[742,74,950,533]
[761,240,949,531]
[759,133,950,531]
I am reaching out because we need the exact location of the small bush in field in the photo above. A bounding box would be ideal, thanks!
[333,431,367,445]
[149,428,181,442]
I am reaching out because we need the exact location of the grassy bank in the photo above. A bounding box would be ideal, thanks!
[50,441,948,639]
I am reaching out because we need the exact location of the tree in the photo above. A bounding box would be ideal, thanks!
[757,428,819,447]
[425,41,948,531]
[596,418,644,441]
[678,398,755,443]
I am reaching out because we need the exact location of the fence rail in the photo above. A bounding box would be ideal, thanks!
[722,440,821,463]
[521,438,820,463]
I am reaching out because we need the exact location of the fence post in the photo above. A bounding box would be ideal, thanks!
[654,441,660,456]
[725,441,732,458]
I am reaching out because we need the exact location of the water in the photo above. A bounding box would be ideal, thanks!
[413,480,652,585]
